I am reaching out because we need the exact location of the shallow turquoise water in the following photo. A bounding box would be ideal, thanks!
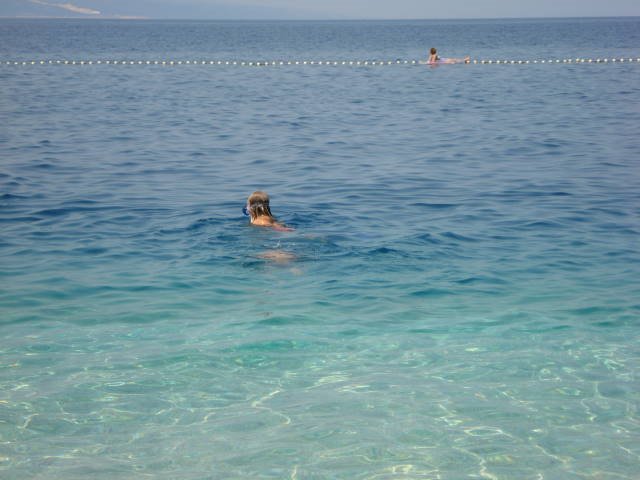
[1,18,640,479]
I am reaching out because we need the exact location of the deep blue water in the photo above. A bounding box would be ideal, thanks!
[1,18,639,479]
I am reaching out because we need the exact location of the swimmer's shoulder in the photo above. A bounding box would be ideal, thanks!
[252,217,275,227]
[251,217,294,232]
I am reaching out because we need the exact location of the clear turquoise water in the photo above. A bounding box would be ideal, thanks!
[1,18,639,479]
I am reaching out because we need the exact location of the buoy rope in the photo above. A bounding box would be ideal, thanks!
[2,57,639,67]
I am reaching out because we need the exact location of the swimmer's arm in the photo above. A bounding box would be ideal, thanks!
[272,223,294,232]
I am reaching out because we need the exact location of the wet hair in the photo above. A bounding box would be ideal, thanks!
[247,191,274,220]
[430,47,437,55]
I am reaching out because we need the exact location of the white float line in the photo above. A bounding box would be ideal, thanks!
[472,58,640,65]
[3,58,640,67]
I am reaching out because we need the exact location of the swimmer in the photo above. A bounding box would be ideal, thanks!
[244,191,293,232]
[428,47,470,65]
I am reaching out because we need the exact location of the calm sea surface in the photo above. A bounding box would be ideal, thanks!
[1,18,639,479]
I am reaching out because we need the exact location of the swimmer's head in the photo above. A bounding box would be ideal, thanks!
[245,191,274,221]
[430,48,437,55]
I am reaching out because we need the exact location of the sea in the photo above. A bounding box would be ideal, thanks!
[1,17,639,479]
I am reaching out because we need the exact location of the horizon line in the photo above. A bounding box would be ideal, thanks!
[1,14,639,21]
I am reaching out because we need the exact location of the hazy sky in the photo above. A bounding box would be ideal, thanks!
[2,0,640,19]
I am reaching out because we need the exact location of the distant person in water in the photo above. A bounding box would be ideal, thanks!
[428,47,470,65]
[244,191,293,232]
